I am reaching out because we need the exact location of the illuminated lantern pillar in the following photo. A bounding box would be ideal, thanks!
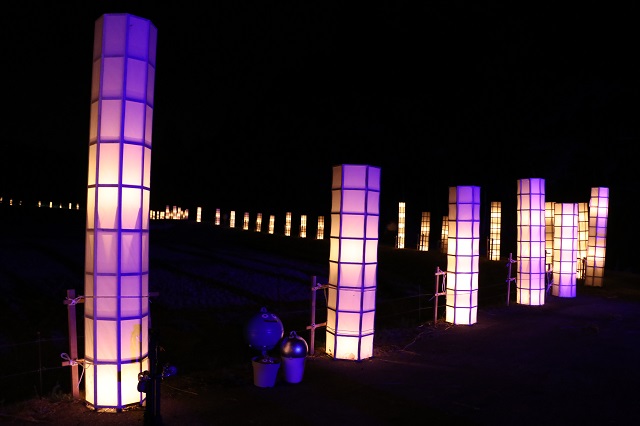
[268,215,275,234]
[299,214,307,238]
[585,187,609,287]
[516,178,546,306]
[326,164,380,361]
[172,205,177,219]
[397,202,405,249]
[255,213,262,232]
[317,216,325,240]
[577,202,589,279]
[215,208,220,225]
[440,216,449,253]
[551,203,578,298]
[84,13,156,410]
[544,201,555,269]
[196,207,202,223]
[445,186,480,325]
[243,212,249,230]
[285,212,292,236]
[418,211,430,251]
[488,201,501,261]
[165,205,169,219]
[230,210,236,228]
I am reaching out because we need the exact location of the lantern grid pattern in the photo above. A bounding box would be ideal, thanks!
[326,165,380,361]
[445,186,480,325]
[215,208,220,225]
[516,178,546,306]
[229,211,236,228]
[488,201,501,261]
[418,211,430,251]
[585,187,609,287]
[84,13,156,410]
[552,203,578,298]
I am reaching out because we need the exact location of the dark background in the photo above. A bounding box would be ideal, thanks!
[2,2,638,270]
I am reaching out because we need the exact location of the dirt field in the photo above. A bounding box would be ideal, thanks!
[1,210,639,425]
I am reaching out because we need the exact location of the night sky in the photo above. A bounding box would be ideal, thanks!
[2,2,638,268]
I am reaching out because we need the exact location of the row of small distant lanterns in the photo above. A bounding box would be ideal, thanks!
[150,205,326,240]
[0,197,80,210]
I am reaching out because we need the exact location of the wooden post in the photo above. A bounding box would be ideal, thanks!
[63,289,80,398]
[306,276,327,356]
[434,267,446,325]
[506,253,517,306]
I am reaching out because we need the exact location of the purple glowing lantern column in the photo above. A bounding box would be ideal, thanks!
[326,165,380,360]
[445,186,480,325]
[552,203,578,298]
[84,13,156,410]
[585,187,609,287]
[516,178,546,305]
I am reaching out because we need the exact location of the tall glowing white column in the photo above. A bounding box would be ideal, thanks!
[85,13,156,410]
[488,201,501,261]
[255,213,262,232]
[577,202,589,279]
[516,178,546,305]
[544,201,555,268]
[299,214,307,238]
[326,165,380,361]
[397,202,405,249]
[418,211,430,251]
[268,215,275,234]
[317,216,325,240]
[285,212,292,236]
[552,203,578,298]
[585,187,609,287]
[440,216,449,253]
[445,186,480,325]
[215,208,220,225]
[196,207,202,223]
[243,212,249,230]
[230,210,236,228]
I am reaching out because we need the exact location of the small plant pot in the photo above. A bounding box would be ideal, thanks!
[251,356,280,387]
[281,356,306,384]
